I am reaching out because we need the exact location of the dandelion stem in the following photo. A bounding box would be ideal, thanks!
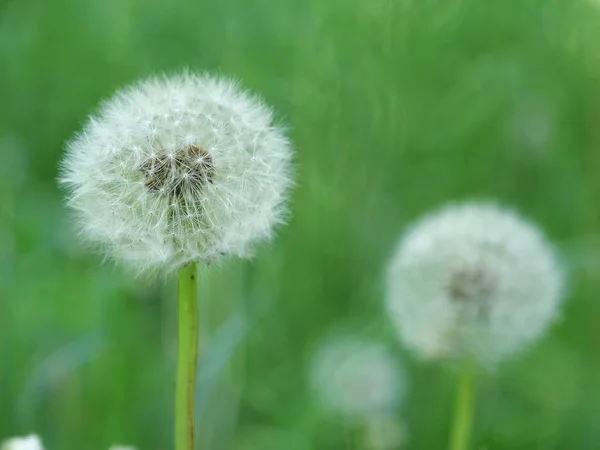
[449,361,477,450]
[176,262,199,450]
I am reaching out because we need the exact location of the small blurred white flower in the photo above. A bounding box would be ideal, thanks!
[309,335,405,418]
[60,72,293,275]
[385,202,565,364]
[108,446,138,450]
[1,435,44,450]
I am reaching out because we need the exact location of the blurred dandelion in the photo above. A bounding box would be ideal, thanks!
[310,335,404,417]
[59,72,294,450]
[385,201,565,450]
[1,435,43,450]
[385,201,564,364]
[309,335,407,449]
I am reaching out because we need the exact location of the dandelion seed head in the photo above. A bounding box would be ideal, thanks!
[1,435,44,450]
[60,72,293,275]
[309,335,405,418]
[385,202,565,365]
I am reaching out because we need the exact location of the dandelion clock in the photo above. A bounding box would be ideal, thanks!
[385,201,565,450]
[59,72,293,450]
[309,336,405,418]
[309,335,407,449]
[61,73,292,275]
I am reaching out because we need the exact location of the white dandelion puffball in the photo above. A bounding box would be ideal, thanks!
[309,336,405,418]
[385,202,565,364]
[1,435,44,450]
[108,446,138,450]
[60,73,293,274]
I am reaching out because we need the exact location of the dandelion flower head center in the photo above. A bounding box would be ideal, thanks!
[448,263,498,305]
[140,144,215,199]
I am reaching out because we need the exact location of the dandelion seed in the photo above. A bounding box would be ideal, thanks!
[385,201,565,365]
[60,72,293,275]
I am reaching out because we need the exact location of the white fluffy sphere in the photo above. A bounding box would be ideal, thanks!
[309,335,405,418]
[385,202,565,364]
[60,73,293,275]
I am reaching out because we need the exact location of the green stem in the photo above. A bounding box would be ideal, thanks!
[449,362,477,450]
[176,262,199,450]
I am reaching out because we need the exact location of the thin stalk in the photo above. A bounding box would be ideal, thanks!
[176,262,199,450]
[449,362,477,450]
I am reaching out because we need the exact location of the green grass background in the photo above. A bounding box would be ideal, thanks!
[2,0,600,448]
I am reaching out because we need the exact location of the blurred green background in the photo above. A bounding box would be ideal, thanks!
[2,0,600,448]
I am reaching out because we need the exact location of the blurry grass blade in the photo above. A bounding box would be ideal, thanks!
[195,311,249,423]
[17,333,105,421]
